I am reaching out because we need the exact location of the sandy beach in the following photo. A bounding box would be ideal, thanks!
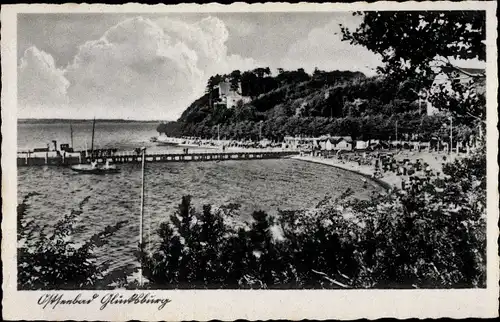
[292,150,458,190]
[292,155,396,190]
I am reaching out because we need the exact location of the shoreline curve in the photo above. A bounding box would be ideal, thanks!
[291,155,394,191]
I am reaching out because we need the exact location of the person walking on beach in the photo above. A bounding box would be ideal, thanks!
[425,164,431,176]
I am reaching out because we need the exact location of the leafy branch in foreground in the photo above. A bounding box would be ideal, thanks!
[341,11,485,84]
[341,11,486,125]
[17,194,131,290]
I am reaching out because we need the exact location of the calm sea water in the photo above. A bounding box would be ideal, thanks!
[17,120,383,271]
[18,120,172,153]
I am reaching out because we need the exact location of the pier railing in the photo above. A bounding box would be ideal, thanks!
[17,149,300,166]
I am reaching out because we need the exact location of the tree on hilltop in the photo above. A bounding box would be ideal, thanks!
[253,67,271,78]
[230,70,242,92]
[206,74,223,93]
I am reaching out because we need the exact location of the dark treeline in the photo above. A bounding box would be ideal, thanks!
[156,68,481,142]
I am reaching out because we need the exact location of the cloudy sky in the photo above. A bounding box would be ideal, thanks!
[17,12,382,120]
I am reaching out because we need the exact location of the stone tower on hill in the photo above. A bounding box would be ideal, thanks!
[217,79,251,109]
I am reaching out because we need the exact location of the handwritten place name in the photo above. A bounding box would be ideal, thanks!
[100,293,171,311]
[37,293,171,311]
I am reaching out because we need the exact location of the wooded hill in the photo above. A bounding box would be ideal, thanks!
[157,67,473,142]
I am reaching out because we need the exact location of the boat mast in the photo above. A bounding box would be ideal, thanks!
[90,117,96,160]
[70,123,74,149]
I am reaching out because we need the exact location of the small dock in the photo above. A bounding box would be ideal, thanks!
[17,150,300,167]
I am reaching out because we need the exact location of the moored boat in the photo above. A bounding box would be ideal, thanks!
[155,134,181,146]
[71,161,120,174]
[178,143,200,148]
[71,118,121,174]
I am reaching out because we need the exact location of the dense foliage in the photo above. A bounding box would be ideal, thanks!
[158,67,482,141]
[139,147,485,289]
[342,11,486,124]
[341,11,485,82]
[17,193,131,290]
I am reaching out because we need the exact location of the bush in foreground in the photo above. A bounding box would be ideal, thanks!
[140,149,486,289]
[17,194,130,290]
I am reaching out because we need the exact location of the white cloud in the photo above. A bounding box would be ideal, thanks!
[280,19,382,76]
[19,16,260,120]
[155,16,259,77]
[224,17,257,37]
[64,16,205,120]
[18,47,69,118]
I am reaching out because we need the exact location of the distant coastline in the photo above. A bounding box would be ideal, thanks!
[18,118,163,124]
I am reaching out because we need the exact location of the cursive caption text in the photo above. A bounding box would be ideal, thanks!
[37,293,171,311]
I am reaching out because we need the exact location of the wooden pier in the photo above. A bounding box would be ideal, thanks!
[17,150,300,167]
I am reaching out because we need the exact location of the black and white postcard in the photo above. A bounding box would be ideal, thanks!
[1,2,498,320]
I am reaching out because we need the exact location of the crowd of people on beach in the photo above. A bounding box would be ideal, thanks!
[375,153,442,192]
[220,140,281,149]
[336,152,377,167]
[315,149,450,192]
[374,154,436,178]
[165,138,285,150]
